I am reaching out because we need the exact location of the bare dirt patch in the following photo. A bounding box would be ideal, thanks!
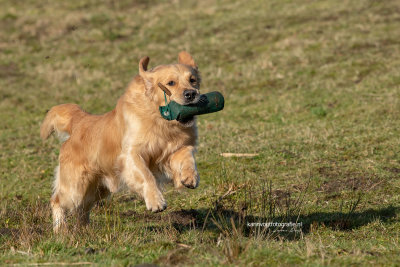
[0,63,21,78]
[0,227,18,237]
[385,167,400,174]
[317,167,384,194]
[155,247,191,266]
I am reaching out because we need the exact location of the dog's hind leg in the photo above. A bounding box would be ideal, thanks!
[51,193,67,233]
[51,162,101,233]
[51,165,67,233]
[77,183,111,227]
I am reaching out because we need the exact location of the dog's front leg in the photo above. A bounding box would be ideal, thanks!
[169,146,199,189]
[121,153,167,212]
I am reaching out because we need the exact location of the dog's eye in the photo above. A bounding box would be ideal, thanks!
[190,77,197,84]
[167,81,175,86]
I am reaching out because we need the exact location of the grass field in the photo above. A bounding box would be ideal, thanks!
[1,0,400,265]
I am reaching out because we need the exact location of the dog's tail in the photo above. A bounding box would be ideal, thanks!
[40,104,84,142]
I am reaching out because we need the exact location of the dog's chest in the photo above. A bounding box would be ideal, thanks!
[142,129,190,164]
[120,123,193,165]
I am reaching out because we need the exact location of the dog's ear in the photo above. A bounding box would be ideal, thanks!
[139,56,150,76]
[138,56,153,92]
[178,51,197,69]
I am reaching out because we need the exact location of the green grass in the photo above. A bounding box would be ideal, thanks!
[1,0,400,265]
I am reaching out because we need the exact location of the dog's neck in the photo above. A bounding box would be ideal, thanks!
[120,75,161,116]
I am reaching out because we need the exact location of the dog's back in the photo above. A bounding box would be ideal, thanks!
[41,103,124,172]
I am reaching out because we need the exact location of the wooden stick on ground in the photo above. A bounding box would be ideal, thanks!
[220,153,259,158]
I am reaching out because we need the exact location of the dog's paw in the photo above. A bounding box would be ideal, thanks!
[180,168,199,189]
[144,187,167,212]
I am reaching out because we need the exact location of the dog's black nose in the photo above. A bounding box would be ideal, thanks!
[183,90,197,101]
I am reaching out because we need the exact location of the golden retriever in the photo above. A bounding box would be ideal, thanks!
[40,51,201,233]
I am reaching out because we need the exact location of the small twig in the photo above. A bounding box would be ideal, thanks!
[366,180,384,192]
[15,250,32,256]
[217,183,247,203]
[200,208,212,242]
[219,184,235,200]
[11,262,92,266]
[177,243,192,249]
[220,153,259,158]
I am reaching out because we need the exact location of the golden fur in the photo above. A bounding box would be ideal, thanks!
[41,52,201,233]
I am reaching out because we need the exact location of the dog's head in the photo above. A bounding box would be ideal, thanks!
[138,51,201,108]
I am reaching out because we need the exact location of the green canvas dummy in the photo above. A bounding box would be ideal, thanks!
[158,83,224,122]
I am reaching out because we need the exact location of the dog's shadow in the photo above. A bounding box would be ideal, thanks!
[121,205,399,239]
